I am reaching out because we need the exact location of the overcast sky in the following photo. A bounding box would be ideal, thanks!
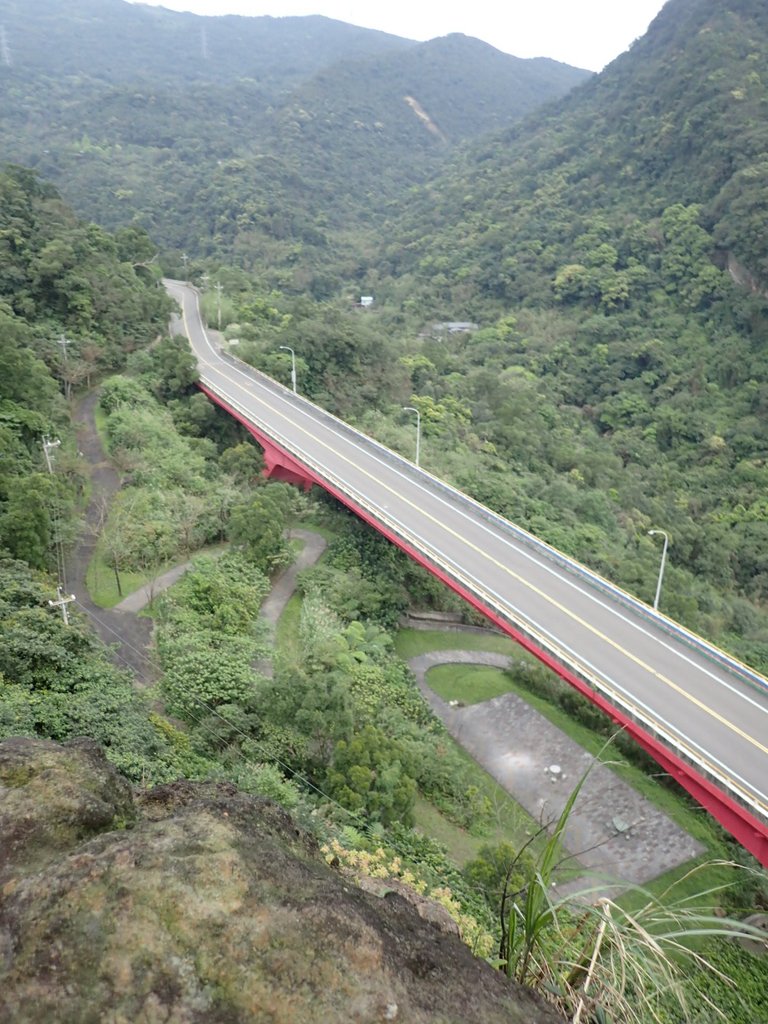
[128,0,669,71]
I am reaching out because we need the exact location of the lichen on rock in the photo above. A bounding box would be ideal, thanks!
[0,736,135,881]
[0,738,564,1023]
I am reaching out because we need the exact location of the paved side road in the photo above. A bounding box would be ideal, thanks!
[115,528,328,681]
[114,561,200,614]
[409,652,704,892]
[113,530,327,625]
[259,530,327,629]
[66,385,327,685]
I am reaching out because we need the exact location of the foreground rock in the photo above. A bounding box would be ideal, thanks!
[0,738,562,1023]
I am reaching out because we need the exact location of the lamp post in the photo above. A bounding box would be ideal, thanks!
[279,345,297,393]
[648,529,669,612]
[403,406,421,468]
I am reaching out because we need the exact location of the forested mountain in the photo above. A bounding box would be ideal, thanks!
[2,6,768,1015]
[310,0,768,657]
[373,0,768,310]
[0,0,409,89]
[0,0,589,285]
[4,0,766,658]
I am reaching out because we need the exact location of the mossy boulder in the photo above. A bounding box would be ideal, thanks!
[0,736,135,881]
[0,738,563,1023]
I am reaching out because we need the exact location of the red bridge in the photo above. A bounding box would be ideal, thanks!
[167,280,768,867]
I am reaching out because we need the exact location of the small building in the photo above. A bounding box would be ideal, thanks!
[442,321,478,334]
[423,321,479,338]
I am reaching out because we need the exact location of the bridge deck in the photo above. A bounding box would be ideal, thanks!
[166,280,768,864]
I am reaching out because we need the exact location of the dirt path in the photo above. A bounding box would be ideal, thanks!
[67,388,329,684]
[114,558,215,613]
[66,392,155,684]
[259,530,327,629]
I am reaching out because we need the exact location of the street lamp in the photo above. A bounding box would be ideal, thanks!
[403,406,421,468]
[648,529,669,612]
[279,345,297,394]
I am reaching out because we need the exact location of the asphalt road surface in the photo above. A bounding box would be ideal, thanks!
[165,279,768,834]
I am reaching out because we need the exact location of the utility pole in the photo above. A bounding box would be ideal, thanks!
[648,529,670,612]
[42,435,61,473]
[181,252,189,279]
[42,435,74,622]
[48,585,76,626]
[215,282,223,330]
[56,334,72,399]
[403,406,421,468]
[279,345,297,393]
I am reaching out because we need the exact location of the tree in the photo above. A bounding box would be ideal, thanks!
[257,666,353,777]
[159,630,264,722]
[0,474,53,569]
[148,335,199,402]
[229,483,294,573]
[463,842,532,913]
[162,552,270,634]
[219,442,265,486]
[325,724,416,826]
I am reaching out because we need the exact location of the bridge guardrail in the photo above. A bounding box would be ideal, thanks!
[203,367,766,822]
[173,279,758,696]
[212,344,768,698]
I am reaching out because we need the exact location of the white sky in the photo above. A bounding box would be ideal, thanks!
[128,0,669,71]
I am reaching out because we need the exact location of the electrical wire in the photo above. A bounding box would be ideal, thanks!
[67,598,595,922]
[71,598,449,863]
[42,437,70,599]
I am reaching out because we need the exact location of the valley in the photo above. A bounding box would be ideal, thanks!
[1,0,767,1020]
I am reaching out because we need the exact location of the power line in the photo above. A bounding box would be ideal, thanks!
[71,597,502,898]
[74,597,375,810]
[71,598,630,926]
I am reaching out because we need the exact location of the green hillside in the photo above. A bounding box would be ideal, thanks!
[0,163,170,564]
[0,0,409,88]
[287,0,762,661]
[372,0,767,310]
[1,5,767,1017]
[0,0,588,276]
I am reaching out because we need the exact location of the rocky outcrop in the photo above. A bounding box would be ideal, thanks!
[0,738,563,1023]
[0,736,135,879]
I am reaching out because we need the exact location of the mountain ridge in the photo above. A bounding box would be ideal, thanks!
[0,0,590,266]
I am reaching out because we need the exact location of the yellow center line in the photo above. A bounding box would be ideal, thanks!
[180,292,768,765]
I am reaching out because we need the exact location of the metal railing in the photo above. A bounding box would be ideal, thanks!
[200,364,767,822]
[212,346,768,696]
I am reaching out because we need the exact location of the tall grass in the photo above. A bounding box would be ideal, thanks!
[497,760,765,1023]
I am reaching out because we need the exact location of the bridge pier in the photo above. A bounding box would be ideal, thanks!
[196,379,768,867]
[198,383,316,490]
[258,436,315,491]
